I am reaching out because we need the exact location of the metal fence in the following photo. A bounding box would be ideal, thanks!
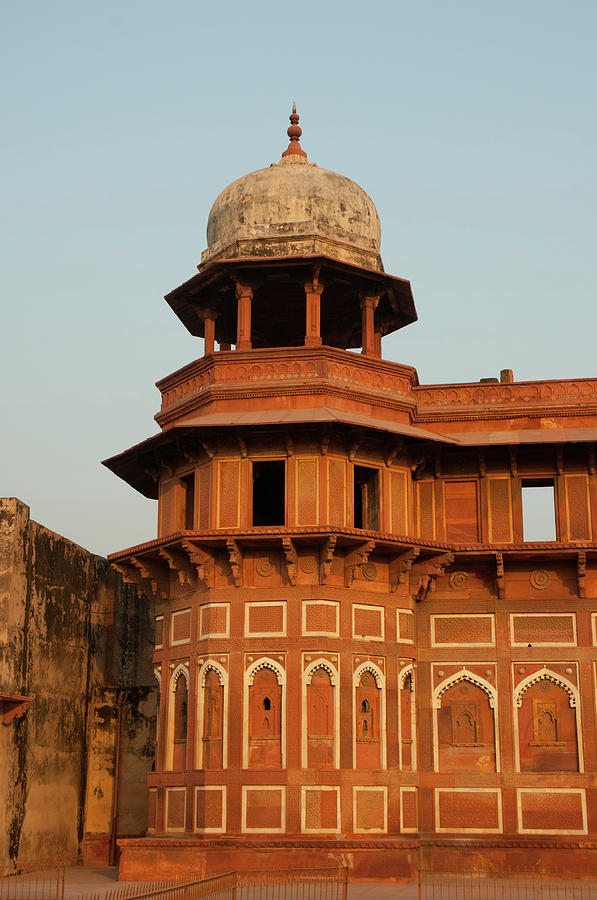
[0,869,65,900]
[85,868,347,900]
[419,870,597,900]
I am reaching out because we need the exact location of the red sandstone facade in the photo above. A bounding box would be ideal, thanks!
[105,114,597,880]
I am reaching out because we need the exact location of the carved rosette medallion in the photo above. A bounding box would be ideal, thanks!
[449,571,469,591]
[530,569,550,590]
[256,557,275,577]
[299,556,318,574]
[362,563,378,582]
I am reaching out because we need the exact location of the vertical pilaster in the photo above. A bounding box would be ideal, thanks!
[235,283,253,350]
[360,295,379,357]
[203,314,216,355]
[304,280,323,347]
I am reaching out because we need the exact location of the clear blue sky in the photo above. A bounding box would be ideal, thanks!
[1,0,595,556]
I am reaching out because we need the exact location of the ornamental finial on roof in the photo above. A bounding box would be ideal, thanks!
[281,103,308,159]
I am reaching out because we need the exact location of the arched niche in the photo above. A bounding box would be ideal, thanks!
[514,668,581,773]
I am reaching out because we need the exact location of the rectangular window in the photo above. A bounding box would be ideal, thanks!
[252,460,285,526]
[354,465,380,530]
[181,474,195,530]
[522,479,557,541]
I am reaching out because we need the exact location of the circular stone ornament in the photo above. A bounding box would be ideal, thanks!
[449,571,469,591]
[299,556,318,574]
[362,563,378,582]
[530,569,550,590]
[256,558,276,577]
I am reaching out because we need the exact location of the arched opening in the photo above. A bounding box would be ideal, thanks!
[172,673,188,771]
[517,677,579,772]
[356,670,382,769]
[202,668,224,769]
[249,667,282,768]
[306,667,334,768]
[437,679,496,773]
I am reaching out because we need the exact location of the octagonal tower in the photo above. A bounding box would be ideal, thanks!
[105,109,597,882]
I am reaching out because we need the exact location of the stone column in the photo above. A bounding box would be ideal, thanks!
[360,295,379,356]
[203,314,216,355]
[235,283,253,351]
[304,281,323,347]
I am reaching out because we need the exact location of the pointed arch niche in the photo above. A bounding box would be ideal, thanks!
[513,667,582,773]
[197,660,228,769]
[353,661,387,770]
[399,664,416,771]
[432,669,499,773]
[302,658,340,769]
[244,658,286,769]
[167,663,189,771]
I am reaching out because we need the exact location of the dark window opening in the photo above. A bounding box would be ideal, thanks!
[252,460,285,526]
[181,474,195,530]
[262,697,271,711]
[361,699,370,713]
[522,479,557,541]
[354,465,380,530]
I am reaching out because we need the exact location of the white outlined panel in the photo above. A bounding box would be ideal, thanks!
[241,785,286,834]
[170,608,191,646]
[510,613,577,647]
[397,609,414,644]
[400,786,417,833]
[431,614,495,647]
[352,604,385,641]
[301,785,341,833]
[353,786,388,833]
[517,788,587,835]
[199,603,230,639]
[194,785,227,834]
[245,601,287,637]
[302,600,340,637]
[164,787,187,833]
[435,788,503,834]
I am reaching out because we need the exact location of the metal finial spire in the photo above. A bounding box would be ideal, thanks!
[282,103,307,159]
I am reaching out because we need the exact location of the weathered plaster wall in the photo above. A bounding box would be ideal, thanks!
[0,498,155,875]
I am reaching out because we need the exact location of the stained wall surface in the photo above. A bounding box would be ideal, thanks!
[0,498,155,875]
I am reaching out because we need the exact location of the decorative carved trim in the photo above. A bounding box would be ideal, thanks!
[399,664,415,691]
[246,657,285,686]
[514,667,577,708]
[345,540,376,587]
[433,668,497,709]
[577,551,587,599]
[282,537,298,586]
[170,663,189,689]
[390,547,420,592]
[225,539,242,587]
[495,552,505,600]
[304,657,338,686]
[0,693,33,726]
[320,535,337,584]
[198,659,226,688]
[353,660,384,689]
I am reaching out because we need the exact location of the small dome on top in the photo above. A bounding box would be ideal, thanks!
[201,106,383,272]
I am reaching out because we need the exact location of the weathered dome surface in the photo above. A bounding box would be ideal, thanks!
[201,110,383,272]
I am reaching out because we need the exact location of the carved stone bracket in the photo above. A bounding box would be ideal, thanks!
[345,540,376,587]
[129,557,169,599]
[588,446,596,476]
[236,429,248,459]
[577,550,587,599]
[509,447,518,477]
[1,693,33,726]
[414,552,454,602]
[495,552,505,600]
[348,428,365,462]
[282,537,298,586]
[385,438,405,468]
[320,535,337,584]
[389,547,420,592]
[181,540,214,588]
[200,437,216,459]
[320,426,331,457]
[226,539,243,587]
[556,444,564,476]
[409,446,433,480]
[158,547,194,587]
